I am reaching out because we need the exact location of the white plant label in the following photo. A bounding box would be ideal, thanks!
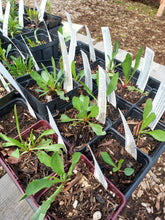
[101,27,113,71]
[19,0,24,27]
[81,50,93,92]
[87,145,108,190]
[0,63,36,118]
[96,66,107,124]
[136,47,155,92]
[0,0,3,21]
[149,83,165,130]
[20,35,40,71]
[35,0,52,42]
[0,73,11,93]
[68,27,76,67]
[85,25,96,62]
[0,28,25,59]
[39,0,47,22]
[65,12,73,35]
[3,1,10,37]
[46,106,67,153]
[58,32,73,92]
[118,108,137,160]
[106,74,116,108]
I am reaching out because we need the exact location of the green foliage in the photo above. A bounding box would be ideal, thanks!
[0,105,64,158]
[101,152,134,176]
[138,99,165,141]
[8,15,23,38]
[3,56,34,78]
[25,29,42,47]
[30,57,68,100]
[71,60,84,82]
[122,47,144,86]
[106,72,119,96]
[0,41,12,62]
[25,8,40,27]
[20,152,81,220]
[60,95,106,136]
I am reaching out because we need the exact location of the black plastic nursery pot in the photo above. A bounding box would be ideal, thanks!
[14,29,59,62]
[32,154,126,220]
[16,66,79,119]
[85,128,151,201]
[0,85,17,107]
[39,14,62,30]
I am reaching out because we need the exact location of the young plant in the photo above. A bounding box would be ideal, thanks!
[3,56,35,78]
[25,7,40,27]
[0,105,64,158]
[8,15,23,38]
[101,152,134,176]
[25,29,43,47]
[46,0,52,20]
[30,57,68,100]
[20,152,81,220]
[60,95,106,136]
[138,98,165,141]
[0,41,12,62]
[121,46,144,88]
[71,60,84,83]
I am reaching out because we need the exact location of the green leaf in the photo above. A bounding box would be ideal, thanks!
[11,148,20,158]
[144,129,165,142]
[51,152,64,177]
[132,46,144,76]
[88,105,99,118]
[101,152,116,168]
[140,112,156,132]
[35,129,55,143]
[34,143,65,152]
[143,99,153,120]
[106,72,119,96]
[112,40,119,60]
[89,122,106,136]
[37,151,51,168]
[71,60,76,79]
[124,167,134,176]
[122,53,132,84]
[56,89,69,101]
[79,81,97,101]
[41,70,50,82]
[14,105,24,144]
[60,114,75,122]
[72,96,83,112]
[0,133,24,149]
[117,159,124,169]
[67,152,81,176]
[80,95,89,112]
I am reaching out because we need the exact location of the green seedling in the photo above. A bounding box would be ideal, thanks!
[25,8,40,27]
[71,60,85,83]
[3,55,34,78]
[8,15,23,38]
[122,46,144,88]
[20,151,81,220]
[25,29,43,47]
[138,99,165,141]
[101,152,134,176]
[0,105,64,158]
[60,95,106,136]
[30,57,68,100]
[0,41,12,62]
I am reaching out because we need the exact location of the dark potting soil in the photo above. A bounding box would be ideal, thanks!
[116,117,160,156]
[38,159,121,219]
[106,103,128,123]
[0,85,8,98]
[85,134,142,193]
[54,107,106,149]
[74,53,92,69]
[0,105,37,137]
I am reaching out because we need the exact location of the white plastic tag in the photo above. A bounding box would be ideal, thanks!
[58,32,73,92]
[118,108,137,160]
[136,47,155,92]
[68,27,76,67]
[87,145,108,190]
[0,73,11,93]
[0,63,36,118]
[39,0,47,22]
[101,27,113,71]
[19,0,24,27]
[0,0,3,21]
[85,25,96,62]
[149,83,165,130]
[96,66,107,124]
[106,74,116,108]
[81,50,93,92]
[3,1,10,37]
[46,106,67,153]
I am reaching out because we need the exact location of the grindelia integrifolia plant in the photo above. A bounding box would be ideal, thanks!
[0,105,64,158]
[101,152,134,176]
[30,57,69,101]
[138,99,165,141]
[60,95,106,136]
[20,152,81,220]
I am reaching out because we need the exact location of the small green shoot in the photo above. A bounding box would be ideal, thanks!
[0,41,12,62]
[25,8,40,27]
[20,152,81,220]
[101,152,134,176]
[60,95,106,136]
[25,29,43,47]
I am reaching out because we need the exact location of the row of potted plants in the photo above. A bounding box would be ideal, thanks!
[0,1,165,220]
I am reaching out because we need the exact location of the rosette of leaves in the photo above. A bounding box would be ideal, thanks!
[20,152,81,220]
[30,57,68,101]
[60,95,106,136]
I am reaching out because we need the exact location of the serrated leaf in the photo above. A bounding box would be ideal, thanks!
[124,167,134,176]
[101,152,116,168]
[51,152,64,177]
[145,129,165,142]
[122,53,132,84]
[89,123,106,136]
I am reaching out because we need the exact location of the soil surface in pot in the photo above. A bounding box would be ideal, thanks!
[54,107,106,149]
[38,159,121,219]
[0,85,8,98]
[86,134,142,193]
[116,117,160,156]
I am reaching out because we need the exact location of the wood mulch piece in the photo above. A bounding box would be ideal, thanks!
[38,159,121,219]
